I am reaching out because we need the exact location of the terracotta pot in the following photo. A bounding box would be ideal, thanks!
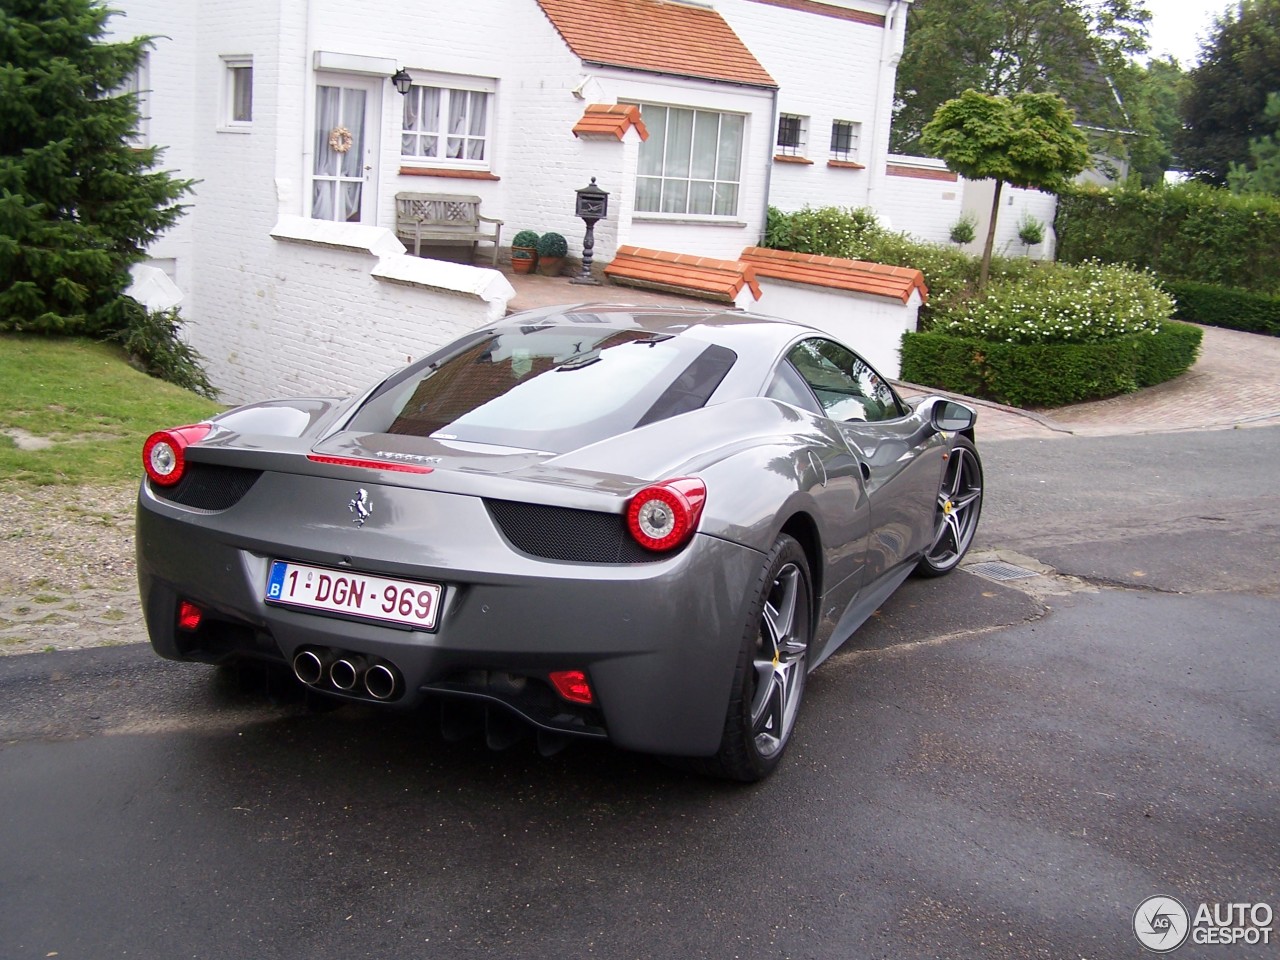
[536,256,565,277]
[512,256,536,274]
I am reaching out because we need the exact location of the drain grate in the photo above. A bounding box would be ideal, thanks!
[967,560,1041,582]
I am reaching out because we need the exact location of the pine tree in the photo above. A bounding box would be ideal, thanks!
[0,0,192,335]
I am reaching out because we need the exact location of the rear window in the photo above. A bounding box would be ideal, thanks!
[347,326,736,453]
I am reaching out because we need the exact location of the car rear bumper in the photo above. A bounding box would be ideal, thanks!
[136,480,764,756]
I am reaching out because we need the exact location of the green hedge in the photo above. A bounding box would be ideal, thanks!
[1055,183,1280,295]
[900,322,1203,408]
[1162,281,1280,336]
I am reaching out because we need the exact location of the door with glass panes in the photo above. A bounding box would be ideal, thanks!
[311,76,381,224]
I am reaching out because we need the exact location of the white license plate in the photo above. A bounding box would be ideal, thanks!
[265,560,442,631]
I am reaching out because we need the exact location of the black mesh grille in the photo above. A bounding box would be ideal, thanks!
[152,463,262,510]
[485,500,663,564]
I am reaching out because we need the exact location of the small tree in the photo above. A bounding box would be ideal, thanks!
[948,212,977,246]
[921,90,1090,289]
[1017,214,1045,252]
[0,0,193,335]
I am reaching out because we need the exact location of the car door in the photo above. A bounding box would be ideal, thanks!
[783,337,947,586]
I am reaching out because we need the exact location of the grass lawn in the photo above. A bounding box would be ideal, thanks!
[0,334,221,486]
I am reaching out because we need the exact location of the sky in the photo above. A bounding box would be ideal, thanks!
[1145,0,1238,66]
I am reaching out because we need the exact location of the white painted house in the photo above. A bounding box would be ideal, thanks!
[107,0,921,400]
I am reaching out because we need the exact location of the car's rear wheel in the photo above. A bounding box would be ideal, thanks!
[696,534,813,782]
[915,437,983,578]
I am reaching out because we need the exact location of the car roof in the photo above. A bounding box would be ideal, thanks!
[491,303,821,357]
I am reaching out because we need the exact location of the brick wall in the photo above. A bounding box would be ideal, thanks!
[187,218,513,404]
[718,0,901,216]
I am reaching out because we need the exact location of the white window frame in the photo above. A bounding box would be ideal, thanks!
[118,51,150,147]
[776,113,808,157]
[830,119,862,163]
[219,55,253,131]
[399,72,496,170]
[632,103,745,219]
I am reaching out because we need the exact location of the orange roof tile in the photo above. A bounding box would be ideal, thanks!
[573,103,650,141]
[605,246,762,302]
[740,247,929,304]
[537,0,776,88]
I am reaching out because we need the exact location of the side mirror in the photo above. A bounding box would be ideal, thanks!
[931,399,975,433]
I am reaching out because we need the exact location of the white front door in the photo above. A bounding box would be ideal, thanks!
[311,76,381,223]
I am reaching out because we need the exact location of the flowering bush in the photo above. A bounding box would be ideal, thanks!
[940,261,1175,345]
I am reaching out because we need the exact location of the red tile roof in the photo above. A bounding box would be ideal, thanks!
[740,247,929,304]
[605,246,762,302]
[573,103,650,141]
[536,0,777,88]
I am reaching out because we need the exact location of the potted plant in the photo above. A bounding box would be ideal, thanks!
[511,230,540,274]
[535,231,568,277]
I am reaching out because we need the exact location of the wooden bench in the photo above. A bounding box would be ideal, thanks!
[394,193,503,266]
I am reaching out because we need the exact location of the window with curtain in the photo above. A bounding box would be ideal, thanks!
[220,55,253,128]
[401,83,491,166]
[634,104,744,217]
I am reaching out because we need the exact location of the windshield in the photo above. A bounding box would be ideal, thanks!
[346,326,736,453]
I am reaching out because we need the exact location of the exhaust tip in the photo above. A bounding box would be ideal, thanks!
[293,650,326,686]
[364,663,400,701]
[329,657,364,691]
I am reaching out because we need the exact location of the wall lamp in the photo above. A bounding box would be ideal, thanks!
[391,67,413,96]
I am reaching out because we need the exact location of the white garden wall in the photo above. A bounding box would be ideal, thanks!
[187,218,513,404]
[755,279,920,379]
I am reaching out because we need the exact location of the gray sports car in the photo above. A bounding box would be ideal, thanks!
[137,304,982,780]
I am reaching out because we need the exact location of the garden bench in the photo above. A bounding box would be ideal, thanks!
[394,192,503,266]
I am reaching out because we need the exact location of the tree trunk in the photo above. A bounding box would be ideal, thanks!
[980,179,1004,293]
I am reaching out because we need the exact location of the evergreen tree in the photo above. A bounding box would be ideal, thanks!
[1178,0,1280,185]
[0,0,192,335]
[1228,93,1280,195]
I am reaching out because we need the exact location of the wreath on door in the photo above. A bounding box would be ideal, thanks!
[328,126,354,154]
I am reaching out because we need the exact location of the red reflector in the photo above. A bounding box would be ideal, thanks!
[306,454,433,474]
[177,601,203,632]
[549,670,594,705]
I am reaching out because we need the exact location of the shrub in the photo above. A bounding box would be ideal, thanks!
[1055,182,1280,295]
[900,322,1202,407]
[113,299,217,399]
[763,205,886,259]
[1162,281,1280,336]
[1016,214,1045,247]
[939,261,1175,345]
[536,232,568,258]
[764,205,1040,322]
[948,213,977,246]
[511,230,540,248]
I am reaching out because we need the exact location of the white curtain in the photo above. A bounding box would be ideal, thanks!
[311,85,341,221]
[403,86,440,158]
[312,84,366,222]
[340,90,366,222]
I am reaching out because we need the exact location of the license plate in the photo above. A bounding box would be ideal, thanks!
[265,560,442,631]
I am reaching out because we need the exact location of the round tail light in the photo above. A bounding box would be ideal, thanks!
[143,423,212,487]
[625,478,707,552]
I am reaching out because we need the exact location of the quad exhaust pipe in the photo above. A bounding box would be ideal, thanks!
[292,648,402,702]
